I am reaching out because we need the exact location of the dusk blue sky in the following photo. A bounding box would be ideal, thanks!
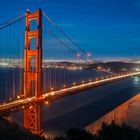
[1,0,140,60]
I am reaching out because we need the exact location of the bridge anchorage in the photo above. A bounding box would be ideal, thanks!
[24,9,42,134]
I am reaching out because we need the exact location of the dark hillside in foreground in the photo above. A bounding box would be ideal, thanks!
[0,116,140,140]
[0,116,45,140]
[54,121,140,140]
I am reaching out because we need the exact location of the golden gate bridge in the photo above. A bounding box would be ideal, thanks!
[0,9,139,134]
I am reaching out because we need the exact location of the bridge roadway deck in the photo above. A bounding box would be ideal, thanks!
[0,72,140,112]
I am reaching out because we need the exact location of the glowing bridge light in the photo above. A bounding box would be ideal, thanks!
[17,95,20,99]
[73,82,76,86]
[45,101,49,105]
[51,92,55,96]
[45,94,48,97]
[51,87,54,91]
[95,78,98,81]
[86,53,91,57]
[89,79,92,82]
[63,84,66,88]
[81,80,85,84]
[27,8,30,12]
[22,106,25,109]
[76,53,81,58]
[29,105,32,109]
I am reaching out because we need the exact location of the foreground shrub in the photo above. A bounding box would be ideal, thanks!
[97,121,140,140]
[54,121,140,140]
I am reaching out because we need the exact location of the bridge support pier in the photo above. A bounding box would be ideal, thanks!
[24,9,42,134]
[24,103,42,134]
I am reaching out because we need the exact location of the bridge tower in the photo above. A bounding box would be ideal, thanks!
[24,9,42,134]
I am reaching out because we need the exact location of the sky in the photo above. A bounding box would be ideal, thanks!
[0,0,140,60]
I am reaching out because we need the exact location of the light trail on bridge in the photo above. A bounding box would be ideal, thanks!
[0,71,140,113]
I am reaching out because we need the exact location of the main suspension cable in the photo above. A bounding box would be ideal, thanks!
[0,15,25,31]
[0,14,25,27]
[43,11,96,63]
[43,25,89,64]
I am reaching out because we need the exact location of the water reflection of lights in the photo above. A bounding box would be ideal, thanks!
[133,76,139,82]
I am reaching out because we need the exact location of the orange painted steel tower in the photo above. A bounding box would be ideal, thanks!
[24,9,42,134]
